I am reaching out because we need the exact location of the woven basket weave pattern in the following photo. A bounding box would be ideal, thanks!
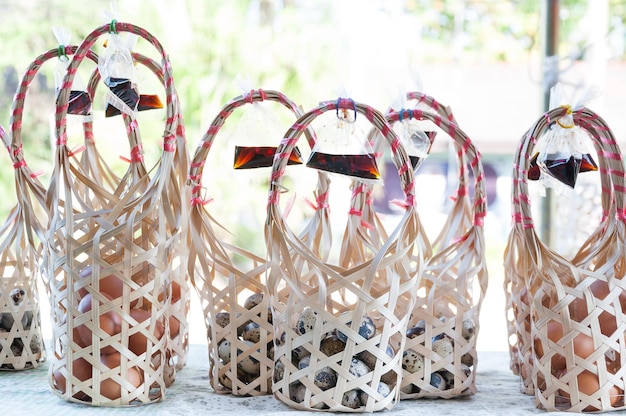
[266,99,424,412]
[43,22,181,406]
[507,106,626,412]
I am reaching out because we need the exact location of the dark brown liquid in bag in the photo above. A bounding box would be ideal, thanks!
[528,152,540,181]
[579,153,598,173]
[408,131,436,171]
[68,90,92,115]
[105,94,163,117]
[543,154,582,188]
[233,146,303,169]
[306,152,381,180]
[104,77,139,116]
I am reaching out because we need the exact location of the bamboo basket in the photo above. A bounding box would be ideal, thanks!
[266,98,425,412]
[507,105,626,412]
[0,45,103,370]
[42,21,182,406]
[355,93,487,399]
[187,89,316,396]
[504,107,615,396]
[80,49,190,372]
[0,122,45,370]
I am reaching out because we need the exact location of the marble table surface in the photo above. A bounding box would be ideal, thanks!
[1,345,570,416]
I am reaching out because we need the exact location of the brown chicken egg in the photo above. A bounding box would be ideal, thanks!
[99,274,124,300]
[169,316,181,338]
[78,267,124,300]
[171,281,181,304]
[52,357,92,400]
[99,352,142,400]
[128,308,165,356]
[76,293,122,355]
[534,320,566,371]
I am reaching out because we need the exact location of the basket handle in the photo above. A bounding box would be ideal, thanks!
[81,51,174,170]
[0,124,7,149]
[268,98,415,211]
[384,108,487,227]
[187,89,316,206]
[9,45,99,169]
[511,106,625,287]
[512,106,625,234]
[404,91,471,198]
[54,21,178,156]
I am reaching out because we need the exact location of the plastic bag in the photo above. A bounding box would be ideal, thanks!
[529,84,598,188]
[393,113,436,172]
[98,25,139,117]
[230,86,303,169]
[306,98,381,183]
[53,27,91,116]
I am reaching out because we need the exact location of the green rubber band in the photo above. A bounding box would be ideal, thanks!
[57,45,68,60]
[109,19,117,34]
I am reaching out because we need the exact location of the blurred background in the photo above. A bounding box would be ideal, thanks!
[0,0,625,352]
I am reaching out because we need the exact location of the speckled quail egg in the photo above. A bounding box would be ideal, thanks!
[430,372,446,389]
[215,312,231,328]
[439,369,455,388]
[29,333,41,354]
[275,330,286,346]
[267,341,275,360]
[292,345,311,363]
[218,339,232,363]
[407,320,425,339]
[320,334,345,357]
[21,310,34,330]
[274,360,285,383]
[349,358,371,378]
[238,340,261,375]
[359,344,395,371]
[314,366,337,390]
[461,352,474,366]
[10,338,24,356]
[460,363,471,378]
[0,313,14,331]
[402,349,424,373]
[244,293,264,310]
[432,337,453,358]
[381,369,399,386]
[298,355,311,370]
[266,307,273,324]
[401,382,419,394]
[462,319,475,340]
[337,314,376,343]
[296,307,318,335]
[219,372,233,389]
[375,381,391,398]
[9,288,25,305]
[360,381,391,405]
[290,382,306,403]
[357,350,377,371]
[242,321,262,343]
[342,389,362,409]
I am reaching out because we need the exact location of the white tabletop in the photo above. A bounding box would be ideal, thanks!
[0,344,576,416]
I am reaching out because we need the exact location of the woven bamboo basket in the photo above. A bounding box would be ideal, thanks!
[508,105,626,412]
[504,107,615,396]
[356,94,487,399]
[266,98,425,412]
[187,89,316,396]
[372,98,488,399]
[0,122,45,370]
[80,50,190,372]
[42,21,182,406]
[0,44,103,370]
